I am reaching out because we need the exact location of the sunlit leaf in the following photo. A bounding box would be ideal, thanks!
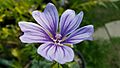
[51,62,63,68]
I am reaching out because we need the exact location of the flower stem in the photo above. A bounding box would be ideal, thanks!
[74,49,86,68]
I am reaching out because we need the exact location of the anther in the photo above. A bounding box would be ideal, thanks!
[55,34,62,39]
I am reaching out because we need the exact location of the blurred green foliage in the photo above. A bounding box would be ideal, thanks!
[0,0,120,68]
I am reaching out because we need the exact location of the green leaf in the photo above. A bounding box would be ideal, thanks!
[0,58,14,67]
[51,62,63,68]
[62,64,69,68]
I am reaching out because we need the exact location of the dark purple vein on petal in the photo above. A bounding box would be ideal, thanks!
[64,46,72,57]
[61,46,66,58]
[34,13,53,34]
[41,44,51,51]
[44,13,54,34]
[51,7,57,31]
[26,37,50,42]
[47,8,56,34]
[54,45,57,57]
[61,14,70,36]
[45,44,53,56]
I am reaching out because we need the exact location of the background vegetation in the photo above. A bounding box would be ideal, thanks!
[0,0,120,68]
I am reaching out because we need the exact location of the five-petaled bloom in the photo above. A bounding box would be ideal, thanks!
[19,3,94,64]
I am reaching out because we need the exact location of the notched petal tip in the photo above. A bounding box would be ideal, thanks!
[32,10,41,16]
[66,9,75,12]
[18,21,25,26]
[18,21,27,30]
[87,25,94,33]
[18,21,32,26]
[78,11,84,18]
[32,10,40,13]
[63,9,75,15]
[47,3,55,7]
[80,11,84,15]
[19,36,23,42]
[19,35,27,43]
[88,25,93,27]
[19,35,33,43]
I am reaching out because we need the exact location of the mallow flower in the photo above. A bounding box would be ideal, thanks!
[18,3,94,64]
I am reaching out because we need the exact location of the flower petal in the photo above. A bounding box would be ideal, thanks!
[54,45,74,64]
[37,43,53,61]
[60,9,75,37]
[37,43,74,64]
[60,11,83,37]
[32,3,58,37]
[44,3,59,32]
[19,21,52,43]
[62,25,94,44]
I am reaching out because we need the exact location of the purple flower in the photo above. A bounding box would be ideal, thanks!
[18,3,94,64]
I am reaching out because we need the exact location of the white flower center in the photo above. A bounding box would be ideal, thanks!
[53,33,63,45]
